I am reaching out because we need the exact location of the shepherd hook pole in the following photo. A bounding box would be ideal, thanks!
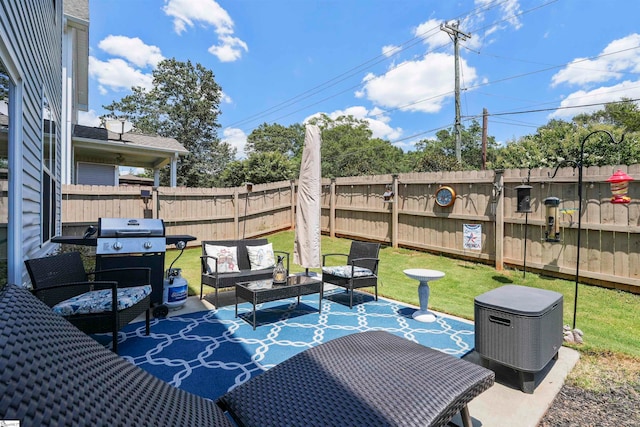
[572,130,622,329]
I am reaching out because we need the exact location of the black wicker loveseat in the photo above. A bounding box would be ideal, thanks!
[1,284,494,426]
[200,238,290,307]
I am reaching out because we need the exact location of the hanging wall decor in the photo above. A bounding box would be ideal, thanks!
[435,186,456,207]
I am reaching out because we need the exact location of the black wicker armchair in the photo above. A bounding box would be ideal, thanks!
[24,251,151,353]
[322,241,381,308]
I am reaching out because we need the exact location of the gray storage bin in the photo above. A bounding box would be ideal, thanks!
[474,285,563,393]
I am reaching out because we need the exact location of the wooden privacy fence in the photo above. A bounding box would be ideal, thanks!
[61,165,640,294]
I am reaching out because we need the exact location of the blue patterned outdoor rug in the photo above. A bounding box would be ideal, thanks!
[102,290,474,401]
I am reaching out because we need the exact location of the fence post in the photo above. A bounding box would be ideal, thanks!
[330,178,336,237]
[290,179,296,230]
[392,174,398,248]
[494,170,504,271]
[153,186,160,219]
[233,188,239,240]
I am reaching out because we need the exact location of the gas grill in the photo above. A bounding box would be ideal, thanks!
[96,218,166,255]
[51,217,196,317]
[95,218,168,315]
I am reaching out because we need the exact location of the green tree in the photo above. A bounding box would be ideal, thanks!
[218,160,248,187]
[574,98,640,132]
[245,122,305,158]
[308,114,409,178]
[102,59,235,187]
[410,120,497,171]
[245,151,294,184]
[494,119,576,169]
[0,62,8,102]
[495,100,640,169]
[219,152,294,187]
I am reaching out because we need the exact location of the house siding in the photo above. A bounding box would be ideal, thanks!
[0,0,63,286]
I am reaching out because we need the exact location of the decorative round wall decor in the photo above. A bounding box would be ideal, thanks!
[435,186,456,207]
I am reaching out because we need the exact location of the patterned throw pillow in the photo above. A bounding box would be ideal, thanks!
[205,245,240,273]
[246,243,276,270]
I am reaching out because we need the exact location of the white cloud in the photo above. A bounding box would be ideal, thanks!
[220,90,232,104]
[359,52,478,114]
[78,109,102,127]
[468,0,522,41]
[497,0,523,31]
[222,127,248,159]
[208,35,248,62]
[163,0,234,34]
[550,80,640,119]
[304,106,402,141]
[89,57,154,93]
[551,34,640,87]
[163,0,248,62]
[382,45,400,58]
[98,35,164,68]
[414,18,450,51]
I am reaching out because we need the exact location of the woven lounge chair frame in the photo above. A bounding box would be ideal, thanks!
[0,284,233,426]
[322,241,381,308]
[1,284,494,426]
[219,330,495,426]
[24,251,151,353]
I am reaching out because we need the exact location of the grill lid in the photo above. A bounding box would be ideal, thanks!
[98,218,165,237]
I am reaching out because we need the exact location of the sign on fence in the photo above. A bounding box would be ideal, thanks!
[463,224,482,251]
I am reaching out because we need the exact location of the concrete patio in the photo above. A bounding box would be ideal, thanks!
[145,292,579,427]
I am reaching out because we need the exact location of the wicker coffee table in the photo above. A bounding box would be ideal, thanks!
[235,274,323,329]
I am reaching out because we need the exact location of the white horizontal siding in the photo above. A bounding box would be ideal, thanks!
[0,0,63,285]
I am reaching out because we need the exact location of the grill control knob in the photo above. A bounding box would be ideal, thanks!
[143,241,153,249]
[113,241,123,251]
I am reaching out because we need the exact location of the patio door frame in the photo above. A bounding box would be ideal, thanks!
[0,38,23,286]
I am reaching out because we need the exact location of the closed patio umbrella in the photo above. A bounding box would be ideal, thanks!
[294,124,322,272]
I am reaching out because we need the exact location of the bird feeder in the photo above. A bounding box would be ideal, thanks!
[515,184,532,213]
[543,197,561,242]
[606,170,633,204]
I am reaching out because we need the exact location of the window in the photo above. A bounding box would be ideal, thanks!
[42,94,58,243]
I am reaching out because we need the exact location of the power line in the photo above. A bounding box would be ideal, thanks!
[226,0,632,144]
[225,0,528,131]
[469,97,640,119]
[388,98,640,147]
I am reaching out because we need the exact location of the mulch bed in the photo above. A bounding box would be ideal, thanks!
[539,383,640,426]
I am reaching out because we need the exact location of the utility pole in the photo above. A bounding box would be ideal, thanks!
[440,21,471,163]
[482,108,488,170]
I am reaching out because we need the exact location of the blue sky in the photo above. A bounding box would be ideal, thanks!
[81,0,640,159]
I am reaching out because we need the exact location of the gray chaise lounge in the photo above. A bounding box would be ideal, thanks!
[0,284,494,426]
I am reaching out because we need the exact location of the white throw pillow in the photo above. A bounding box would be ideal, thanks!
[205,245,240,273]
[246,243,276,270]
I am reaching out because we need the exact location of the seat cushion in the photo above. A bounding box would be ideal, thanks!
[52,285,152,316]
[322,265,374,278]
[204,245,240,273]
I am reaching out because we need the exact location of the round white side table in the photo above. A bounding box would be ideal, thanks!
[403,269,445,322]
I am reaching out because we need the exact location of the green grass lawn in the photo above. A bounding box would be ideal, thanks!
[167,230,640,359]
